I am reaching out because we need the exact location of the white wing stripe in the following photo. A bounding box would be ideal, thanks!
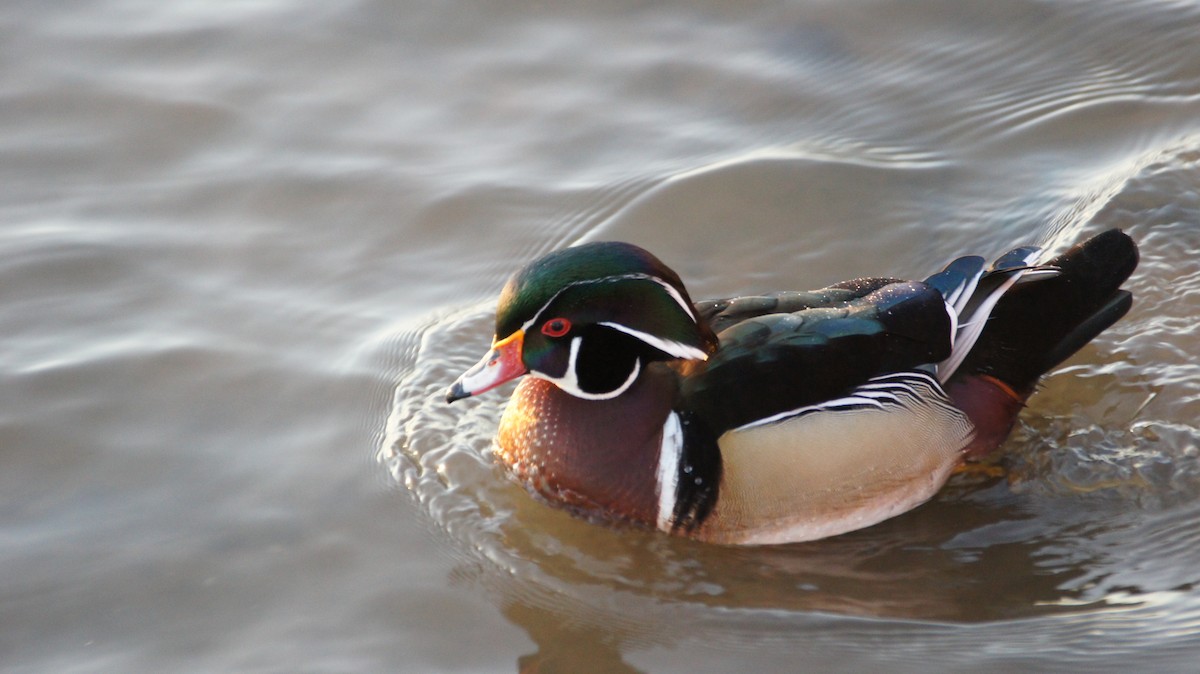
[938,247,1044,382]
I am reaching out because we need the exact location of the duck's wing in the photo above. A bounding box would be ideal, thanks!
[682,279,956,435]
[695,277,899,334]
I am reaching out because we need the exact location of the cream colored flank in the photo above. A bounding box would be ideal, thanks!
[700,392,974,545]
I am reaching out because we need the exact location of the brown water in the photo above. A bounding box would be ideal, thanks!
[5,1,1200,671]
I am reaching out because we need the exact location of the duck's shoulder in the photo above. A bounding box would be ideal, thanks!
[682,278,955,433]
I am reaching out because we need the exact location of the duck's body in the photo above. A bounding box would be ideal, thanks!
[448,230,1138,545]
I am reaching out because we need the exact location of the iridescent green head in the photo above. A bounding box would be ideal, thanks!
[448,241,717,402]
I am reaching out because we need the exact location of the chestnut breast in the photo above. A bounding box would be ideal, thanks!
[495,367,678,526]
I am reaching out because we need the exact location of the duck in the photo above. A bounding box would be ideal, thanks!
[446,229,1138,545]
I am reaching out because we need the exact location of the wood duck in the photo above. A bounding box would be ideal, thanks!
[447,229,1138,545]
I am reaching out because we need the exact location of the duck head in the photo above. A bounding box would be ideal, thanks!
[446,242,718,403]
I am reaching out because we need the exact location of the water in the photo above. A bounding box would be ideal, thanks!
[4,1,1200,671]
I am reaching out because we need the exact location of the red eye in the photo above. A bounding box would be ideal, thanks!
[540,317,571,337]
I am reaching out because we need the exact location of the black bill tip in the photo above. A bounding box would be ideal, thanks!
[445,381,469,404]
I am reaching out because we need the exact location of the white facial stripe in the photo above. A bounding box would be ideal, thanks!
[520,272,699,335]
[598,321,708,361]
[531,335,641,400]
[642,275,698,322]
[656,412,682,532]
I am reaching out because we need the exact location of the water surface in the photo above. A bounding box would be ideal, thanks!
[5,1,1200,671]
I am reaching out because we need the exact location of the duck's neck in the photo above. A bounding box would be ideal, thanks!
[495,365,678,527]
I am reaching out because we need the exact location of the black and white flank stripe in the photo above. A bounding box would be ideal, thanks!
[732,371,961,431]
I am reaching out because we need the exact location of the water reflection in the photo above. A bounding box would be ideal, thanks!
[457,484,1200,673]
[504,599,645,674]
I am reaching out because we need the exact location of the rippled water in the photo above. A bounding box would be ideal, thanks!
[6,1,1200,671]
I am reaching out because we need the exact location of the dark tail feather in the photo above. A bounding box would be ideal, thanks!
[953,228,1139,397]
